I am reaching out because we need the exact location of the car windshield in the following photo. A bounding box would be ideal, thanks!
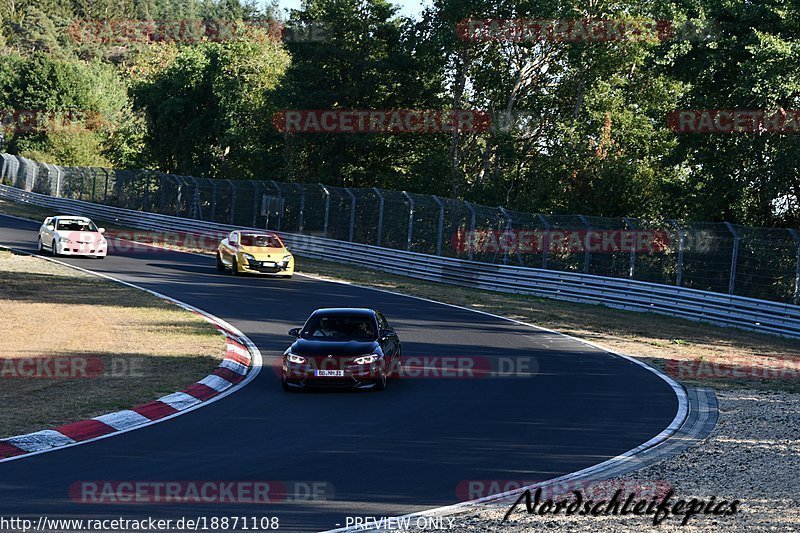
[55,219,97,232]
[240,234,281,247]
[301,315,377,340]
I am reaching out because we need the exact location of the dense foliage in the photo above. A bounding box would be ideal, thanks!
[1,0,799,226]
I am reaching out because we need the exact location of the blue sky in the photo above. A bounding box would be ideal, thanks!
[272,0,429,19]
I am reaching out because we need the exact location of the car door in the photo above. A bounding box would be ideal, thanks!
[40,218,54,247]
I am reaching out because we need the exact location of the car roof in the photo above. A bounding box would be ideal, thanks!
[311,308,376,317]
[52,215,92,221]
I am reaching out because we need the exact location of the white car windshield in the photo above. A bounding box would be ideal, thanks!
[56,220,98,232]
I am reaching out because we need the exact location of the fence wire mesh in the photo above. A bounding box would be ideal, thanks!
[3,153,800,304]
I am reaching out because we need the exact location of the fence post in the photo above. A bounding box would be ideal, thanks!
[578,214,591,274]
[669,220,685,286]
[724,222,739,295]
[102,169,109,202]
[296,184,306,233]
[252,182,261,228]
[537,214,550,269]
[345,187,356,242]
[270,181,285,231]
[624,217,637,278]
[226,179,236,225]
[465,202,476,262]
[90,168,97,202]
[498,207,512,265]
[54,165,63,198]
[403,191,414,251]
[373,187,384,246]
[789,229,800,305]
[432,195,444,256]
[321,185,330,238]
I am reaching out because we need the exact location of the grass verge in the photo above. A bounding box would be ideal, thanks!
[0,248,225,437]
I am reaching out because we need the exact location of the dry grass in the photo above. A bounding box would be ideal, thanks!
[0,249,224,437]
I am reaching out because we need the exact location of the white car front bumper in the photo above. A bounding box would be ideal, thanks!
[55,241,107,257]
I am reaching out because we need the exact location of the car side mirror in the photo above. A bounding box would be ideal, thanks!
[380,329,395,339]
[288,328,301,338]
[98,228,106,234]
[45,225,54,231]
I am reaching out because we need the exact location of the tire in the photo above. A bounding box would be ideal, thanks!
[390,353,402,379]
[281,379,292,392]
[374,365,388,391]
[216,253,225,272]
[50,240,58,257]
[37,237,43,253]
[231,257,239,276]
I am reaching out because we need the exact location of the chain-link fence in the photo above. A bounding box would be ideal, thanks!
[3,153,800,305]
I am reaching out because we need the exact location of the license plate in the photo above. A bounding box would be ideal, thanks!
[315,370,344,377]
[263,261,276,267]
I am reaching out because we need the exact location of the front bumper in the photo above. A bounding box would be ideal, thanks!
[239,258,293,275]
[282,361,383,389]
[56,242,107,257]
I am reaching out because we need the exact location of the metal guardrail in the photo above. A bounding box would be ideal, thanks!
[3,184,800,339]
[4,153,800,305]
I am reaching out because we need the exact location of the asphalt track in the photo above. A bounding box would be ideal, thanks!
[0,214,678,532]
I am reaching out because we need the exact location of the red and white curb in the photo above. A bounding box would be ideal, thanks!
[0,248,262,463]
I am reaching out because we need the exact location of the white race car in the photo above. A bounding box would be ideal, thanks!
[38,216,108,258]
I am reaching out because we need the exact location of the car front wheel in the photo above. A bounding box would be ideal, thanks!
[37,236,43,253]
[216,253,225,272]
[374,366,388,391]
[231,257,239,276]
[50,240,58,257]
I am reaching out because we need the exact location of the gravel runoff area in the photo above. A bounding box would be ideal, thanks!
[454,389,800,532]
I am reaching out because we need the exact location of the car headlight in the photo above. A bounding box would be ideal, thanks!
[353,354,380,365]
[242,253,256,263]
[98,240,107,246]
[286,353,306,364]
[58,237,72,244]
[282,254,292,262]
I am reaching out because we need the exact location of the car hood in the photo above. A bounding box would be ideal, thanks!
[239,246,288,259]
[55,230,104,242]
[289,339,380,357]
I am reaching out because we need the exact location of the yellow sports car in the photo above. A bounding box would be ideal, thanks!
[216,230,294,277]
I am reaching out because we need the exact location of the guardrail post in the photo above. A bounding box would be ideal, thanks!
[578,214,591,273]
[537,214,550,269]
[432,195,445,256]
[226,178,236,224]
[373,187,384,246]
[724,222,740,295]
[464,202,476,261]
[345,187,356,242]
[296,184,305,233]
[789,229,800,305]
[321,185,330,238]
[403,191,414,251]
[624,217,637,278]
